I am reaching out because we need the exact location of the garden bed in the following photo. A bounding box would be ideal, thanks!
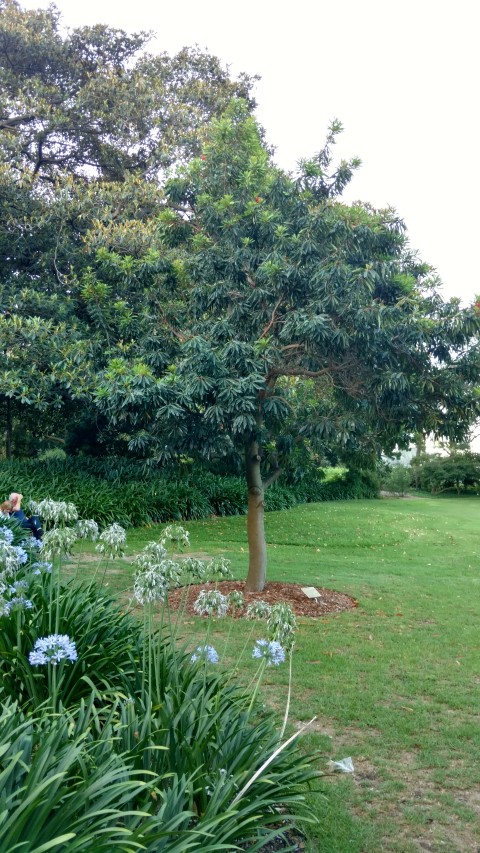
[168,580,357,618]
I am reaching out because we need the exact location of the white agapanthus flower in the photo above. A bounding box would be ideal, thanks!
[228,590,244,610]
[206,555,233,579]
[28,499,78,525]
[42,527,77,559]
[134,566,169,605]
[95,523,127,558]
[133,541,167,570]
[0,542,29,574]
[193,589,229,618]
[246,600,271,620]
[267,602,297,651]
[75,519,99,541]
[133,542,182,603]
[160,524,190,551]
[181,556,207,582]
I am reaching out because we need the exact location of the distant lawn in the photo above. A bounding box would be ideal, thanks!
[72,495,480,853]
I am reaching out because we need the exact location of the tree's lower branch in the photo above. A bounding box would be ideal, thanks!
[263,466,282,490]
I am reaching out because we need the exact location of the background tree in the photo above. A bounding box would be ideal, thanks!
[97,102,480,590]
[0,0,256,181]
[0,0,256,455]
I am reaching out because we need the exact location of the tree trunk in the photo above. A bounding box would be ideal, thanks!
[244,435,267,592]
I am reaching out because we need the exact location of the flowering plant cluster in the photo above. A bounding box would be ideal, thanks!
[228,589,244,610]
[75,519,99,541]
[29,499,78,525]
[28,633,78,665]
[191,644,219,664]
[160,524,190,551]
[95,523,127,558]
[42,527,78,559]
[193,589,229,618]
[267,603,297,652]
[180,556,207,581]
[207,555,233,579]
[252,639,286,667]
[246,600,271,620]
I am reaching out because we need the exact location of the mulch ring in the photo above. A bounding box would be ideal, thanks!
[167,580,357,618]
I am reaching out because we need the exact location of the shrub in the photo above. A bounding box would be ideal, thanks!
[382,464,413,495]
[414,452,480,494]
[0,456,379,527]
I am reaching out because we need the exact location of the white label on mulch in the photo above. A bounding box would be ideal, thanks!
[301,586,322,599]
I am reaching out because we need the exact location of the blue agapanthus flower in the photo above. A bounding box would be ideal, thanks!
[0,526,14,544]
[191,644,219,664]
[29,634,78,666]
[31,561,53,575]
[7,595,33,613]
[252,639,286,666]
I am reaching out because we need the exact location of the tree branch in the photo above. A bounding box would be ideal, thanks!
[263,466,282,490]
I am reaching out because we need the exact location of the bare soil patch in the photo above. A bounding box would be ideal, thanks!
[167,580,357,618]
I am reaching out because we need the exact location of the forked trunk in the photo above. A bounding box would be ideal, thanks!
[244,436,267,592]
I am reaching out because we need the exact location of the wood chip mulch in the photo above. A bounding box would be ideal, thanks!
[167,580,357,618]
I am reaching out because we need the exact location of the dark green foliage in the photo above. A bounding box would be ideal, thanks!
[0,457,378,525]
[0,574,142,710]
[413,452,480,494]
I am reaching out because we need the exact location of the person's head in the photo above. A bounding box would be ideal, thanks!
[1,499,13,514]
[9,492,23,511]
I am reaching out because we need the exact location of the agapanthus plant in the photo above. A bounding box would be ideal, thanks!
[0,526,14,545]
[191,644,219,664]
[95,523,126,558]
[246,600,271,620]
[160,524,190,551]
[252,639,286,667]
[193,589,229,618]
[181,556,208,582]
[0,542,28,575]
[134,566,169,605]
[29,634,78,666]
[28,499,78,526]
[267,602,297,651]
[42,527,77,559]
[206,555,233,579]
[228,590,244,611]
[75,519,99,541]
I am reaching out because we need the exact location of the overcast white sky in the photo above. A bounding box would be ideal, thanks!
[22,0,480,305]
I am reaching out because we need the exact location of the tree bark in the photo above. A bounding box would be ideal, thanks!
[244,434,267,592]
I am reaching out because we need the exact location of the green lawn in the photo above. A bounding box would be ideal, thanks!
[73,496,480,853]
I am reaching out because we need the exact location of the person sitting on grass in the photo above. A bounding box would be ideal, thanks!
[7,492,43,541]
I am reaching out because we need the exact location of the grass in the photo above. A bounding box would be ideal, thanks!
[71,495,480,853]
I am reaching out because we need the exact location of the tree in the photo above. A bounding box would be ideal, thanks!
[97,102,480,590]
[0,1,257,454]
[0,0,256,181]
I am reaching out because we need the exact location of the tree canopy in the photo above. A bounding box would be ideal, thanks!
[0,0,256,455]
[95,102,480,589]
